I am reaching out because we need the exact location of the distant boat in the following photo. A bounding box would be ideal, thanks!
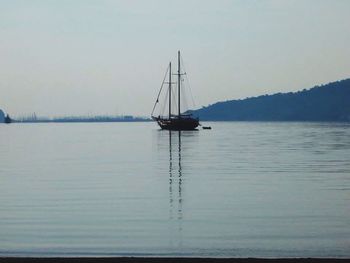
[4,114,11,124]
[152,51,199,130]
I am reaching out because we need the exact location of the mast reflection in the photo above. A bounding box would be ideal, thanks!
[159,129,198,247]
[168,131,182,221]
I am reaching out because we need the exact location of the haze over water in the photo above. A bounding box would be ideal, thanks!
[0,122,350,257]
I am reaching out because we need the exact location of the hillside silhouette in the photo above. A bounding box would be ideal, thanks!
[191,79,350,121]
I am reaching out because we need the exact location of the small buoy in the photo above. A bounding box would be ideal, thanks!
[203,126,211,130]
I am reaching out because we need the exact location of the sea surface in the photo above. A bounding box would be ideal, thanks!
[0,122,350,258]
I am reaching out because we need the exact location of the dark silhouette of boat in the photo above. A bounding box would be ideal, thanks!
[4,114,11,124]
[152,51,199,130]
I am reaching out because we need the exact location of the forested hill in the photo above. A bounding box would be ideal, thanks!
[191,79,350,121]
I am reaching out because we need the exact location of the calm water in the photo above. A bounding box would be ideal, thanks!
[0,122,350,257]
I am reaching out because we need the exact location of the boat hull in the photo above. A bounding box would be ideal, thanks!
[4,116,11,124]
[155,117,199,130]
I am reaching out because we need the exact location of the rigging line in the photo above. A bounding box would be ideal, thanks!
[160,86,170,117]
[171,86,178,115]
[180,55,196,108]
[151,64,170,117]
[186,74,196,108]
[182,85,189,112]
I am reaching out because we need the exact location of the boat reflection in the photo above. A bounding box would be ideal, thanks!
[168,131,183,222]
[156,129,198,246]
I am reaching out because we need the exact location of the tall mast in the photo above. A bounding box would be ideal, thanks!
[169,62,172,119]
[177,50,181,118]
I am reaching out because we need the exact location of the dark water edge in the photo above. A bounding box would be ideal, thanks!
[0,257,349,263]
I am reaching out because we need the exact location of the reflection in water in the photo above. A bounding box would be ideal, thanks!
[178,132,182,221]
[169,131,182,220]
[163,130,198,249]
[168,131,183,230]
[164,130,200,249]
[164,130,198,222]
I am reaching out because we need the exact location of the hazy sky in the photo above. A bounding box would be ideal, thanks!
[1,0,350,117]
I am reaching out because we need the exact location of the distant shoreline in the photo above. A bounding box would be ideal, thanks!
[12,119,152,123]
[190,79,350,122]
[7,119,350,124]
[0,257,349,263]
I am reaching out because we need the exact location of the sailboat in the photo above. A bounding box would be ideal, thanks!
[151,51,199,130]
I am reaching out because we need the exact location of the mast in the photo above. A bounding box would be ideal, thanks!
[169,62,172,119]
[177,50,181,118]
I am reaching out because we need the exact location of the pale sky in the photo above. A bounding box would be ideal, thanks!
[0,0,349,117]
